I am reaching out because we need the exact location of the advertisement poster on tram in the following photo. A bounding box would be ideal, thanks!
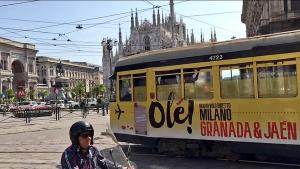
[111,93,299,145]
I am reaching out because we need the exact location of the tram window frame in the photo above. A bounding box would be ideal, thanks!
[220,63,254,99]
[119,75,132,102]
[133,73,147,102]
[155,69,182,101]
[257,59,297,98]
[183,67,213,100]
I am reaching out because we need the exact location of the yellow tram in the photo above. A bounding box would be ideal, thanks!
[110,30,300,159]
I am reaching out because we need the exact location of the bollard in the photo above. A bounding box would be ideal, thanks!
[102,105,105,116]
[106,104,109,115]
[82,108,86,118]
[25,109,30,123]
[58,107,60,120]
[28,110,31,123]
[55,107,60,121]
[24,110,26,122]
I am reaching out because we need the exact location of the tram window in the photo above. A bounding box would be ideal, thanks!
[119,75,132,101]
[156,70,181,100]
[257,63,297,98]
[184,68,213,99]
[133,74,147,101]
[220,64,254,98]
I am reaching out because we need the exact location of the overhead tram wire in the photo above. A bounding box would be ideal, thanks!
[0,2,176,37]
[188,11,241,17]
[160,7,243,36]
[0,6,157,37]
[0,26,61,35]
[0,0,39,8]
[0,26,79,52]
[62,14,131,36]
[0,3,174,55]
[60,7,154,36]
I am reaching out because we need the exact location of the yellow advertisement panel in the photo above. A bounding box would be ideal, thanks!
[111,95,300,145]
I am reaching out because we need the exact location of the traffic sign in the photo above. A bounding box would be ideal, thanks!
[17,89,26,98]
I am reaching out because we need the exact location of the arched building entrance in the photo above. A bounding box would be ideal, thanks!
[11,60,25,91]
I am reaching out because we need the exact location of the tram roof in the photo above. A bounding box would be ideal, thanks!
[115,30,300,71]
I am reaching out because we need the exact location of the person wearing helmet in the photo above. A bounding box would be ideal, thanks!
[61,121,128,169]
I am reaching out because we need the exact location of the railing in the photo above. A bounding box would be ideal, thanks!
[0,105,110,124]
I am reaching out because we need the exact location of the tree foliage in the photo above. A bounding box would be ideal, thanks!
[6,89,14,100]
[91,84,105,98]
[72,82,85,101]
[38,90,49,101]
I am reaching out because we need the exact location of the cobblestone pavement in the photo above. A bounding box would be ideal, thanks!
[0,111,298,169]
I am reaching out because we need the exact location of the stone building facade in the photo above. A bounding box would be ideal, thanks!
[0,37,38,98]
[36,56,103,94]
[242,0,300,37]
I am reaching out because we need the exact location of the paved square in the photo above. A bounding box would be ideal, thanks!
[0,111,114,169]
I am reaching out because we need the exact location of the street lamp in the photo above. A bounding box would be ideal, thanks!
[101,38,117,100]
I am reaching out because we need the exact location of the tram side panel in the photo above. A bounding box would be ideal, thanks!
[110,54,300,147]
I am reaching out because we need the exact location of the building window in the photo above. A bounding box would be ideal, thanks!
[284,0,288,12]
[220,63,254,98]
[144,35,151,51]
[291,0,300,11]
[50,66,54,76]
[28,64,33,73]
[4,60,7,70]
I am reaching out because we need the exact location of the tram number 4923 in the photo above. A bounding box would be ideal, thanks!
[209,54,223,61]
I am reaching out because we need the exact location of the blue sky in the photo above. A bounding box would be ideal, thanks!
[0,1,245,66]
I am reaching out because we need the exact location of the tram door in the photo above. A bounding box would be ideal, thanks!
[132,73,148,135]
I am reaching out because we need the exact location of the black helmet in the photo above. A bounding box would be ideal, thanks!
[69,121,94,146]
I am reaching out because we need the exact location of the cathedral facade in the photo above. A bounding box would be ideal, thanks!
[102,0,197,98]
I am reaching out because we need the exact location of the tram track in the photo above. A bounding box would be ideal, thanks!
[129,151,300,168]
[118,145,300,168]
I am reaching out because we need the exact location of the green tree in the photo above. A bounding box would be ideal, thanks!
[27,89,35,100]
[72,82,85,101]
[38,90,49,101]
[92,84,105,98]
[6,89,14,102]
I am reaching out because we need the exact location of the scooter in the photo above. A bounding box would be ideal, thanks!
[103,123,137,169]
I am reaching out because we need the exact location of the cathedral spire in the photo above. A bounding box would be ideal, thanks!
[210,28,214,42]
[191,29,195,45]
[118,24,123,54]
[135,8,139,28]
[165,16,168,28]
[157,8,161,27]
[214,27,217,42]
[131,9,134,31]
[187,29,190,45]
[152,6,156,26]
[162,11,164,27]
[200,29,204,43]
[170,0,175,39]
